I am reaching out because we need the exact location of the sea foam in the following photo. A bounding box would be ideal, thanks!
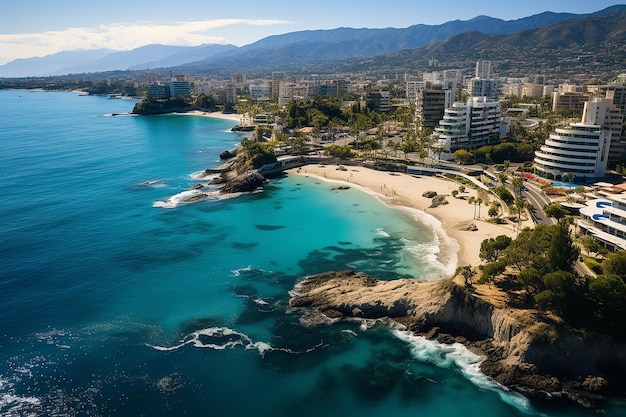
[393,330,534,414]
[146,326,273,356]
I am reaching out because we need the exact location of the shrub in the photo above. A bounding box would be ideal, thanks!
[583,257,603,275]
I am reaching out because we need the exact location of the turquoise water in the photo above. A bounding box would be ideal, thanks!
[1,90,624,416]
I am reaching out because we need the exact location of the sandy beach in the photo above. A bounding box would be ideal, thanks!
[186,110,243,123]
[291,164,533,270]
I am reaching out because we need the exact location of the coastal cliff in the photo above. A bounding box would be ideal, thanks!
[289,270,626,405]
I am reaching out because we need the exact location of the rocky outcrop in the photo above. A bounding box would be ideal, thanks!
[219,149,237,160]
[289,270,626,406]
[219,171,266,194]
[429,195,448,208]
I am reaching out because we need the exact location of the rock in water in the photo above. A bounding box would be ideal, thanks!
[220,171,266,193]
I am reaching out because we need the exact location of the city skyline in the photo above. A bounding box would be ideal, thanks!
[0,0,623,66]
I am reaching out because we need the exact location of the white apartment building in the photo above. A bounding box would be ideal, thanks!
[169,80,191,98]
[475,60,492,79]
[467,77,499,100]
[534,123,611,182]
[534,98,624,182]
[583,98,625,164]
[534,98,623,182]
[434,96,501,155]
[249,85,270,101]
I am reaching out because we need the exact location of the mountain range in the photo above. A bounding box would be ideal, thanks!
[1,5,625,78]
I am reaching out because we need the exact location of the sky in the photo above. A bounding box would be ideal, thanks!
[0,0,623,65]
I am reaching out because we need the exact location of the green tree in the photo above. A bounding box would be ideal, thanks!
[480,260,507,285]
[454,149,473,164]
[324,144,354,158]
[546,222,579,273]
[194,94,216,111]
[458,265,475,287]
[239,138,277,171]
[480,235,512,263]
[580,236,605,258]
[602,250,626,278]
[518,267,543,299]
[589,274,626,337]
[535,270,576,313]
[493,186,514,204]
[544,203,568,221]
[511,177,524,197]
[488,202,501,220]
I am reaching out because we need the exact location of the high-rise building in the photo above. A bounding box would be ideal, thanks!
[366,90,390,112]
[534,98,623,182]
[148,84,169,99]
[583,97,625,165]
[475,60,492,78]
[416,85,447,130]
[434,96,501,154]
[467,78,499,100]
[169,80,191,98]
[552,91,591,112]
[534,123,611,182]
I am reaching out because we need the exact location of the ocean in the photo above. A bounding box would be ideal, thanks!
[1,90,624,416]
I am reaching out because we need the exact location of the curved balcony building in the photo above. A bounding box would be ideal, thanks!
[533,123,611,182]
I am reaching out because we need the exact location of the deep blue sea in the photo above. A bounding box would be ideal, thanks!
[1,90,624,416]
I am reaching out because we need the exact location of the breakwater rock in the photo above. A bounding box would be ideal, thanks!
[289,270,626,406]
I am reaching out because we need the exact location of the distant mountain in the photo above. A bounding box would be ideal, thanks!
[328,7,626,80]
[1,5,625,78]
[127,44,237,71]
[177,5,626,74]
[0,49,113,78]
[0,43,237,78]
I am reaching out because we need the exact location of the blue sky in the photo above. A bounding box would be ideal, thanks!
[0,0,622,65]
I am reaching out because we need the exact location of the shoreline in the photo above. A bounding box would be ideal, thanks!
[183,110,243,123]
[290,164,533,270]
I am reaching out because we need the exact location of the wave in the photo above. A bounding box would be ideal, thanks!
[397,206,459,278]
[146,326,273,356]
[189,170,219,181]
[376,227,391,238]
[0,376,41,416]
[393,330,534,414]
[153,190,206,208]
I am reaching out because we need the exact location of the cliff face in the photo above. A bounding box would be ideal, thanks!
[289,270,626,405]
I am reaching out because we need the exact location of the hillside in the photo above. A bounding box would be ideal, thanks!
[321,7,626,80]
[2,6,623,78]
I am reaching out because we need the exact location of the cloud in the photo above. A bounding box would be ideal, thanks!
[0,18,292,65]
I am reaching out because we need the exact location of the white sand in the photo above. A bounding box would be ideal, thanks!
[185,110,243,122]
[291,164,533,269]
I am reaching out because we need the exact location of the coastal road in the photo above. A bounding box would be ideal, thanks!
[522,181,556,226]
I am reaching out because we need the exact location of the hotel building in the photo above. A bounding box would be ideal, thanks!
[534,98,622,182]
